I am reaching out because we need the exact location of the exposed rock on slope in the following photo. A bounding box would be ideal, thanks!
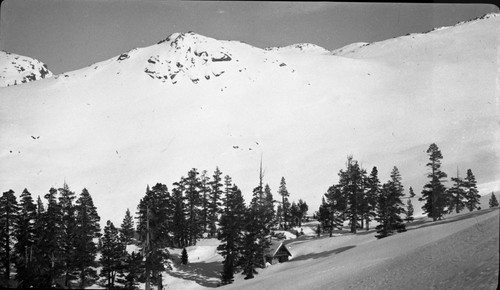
[0,51,53,87]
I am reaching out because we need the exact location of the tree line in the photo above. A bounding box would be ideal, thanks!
[316,143,490,239]
[0,165,308,288]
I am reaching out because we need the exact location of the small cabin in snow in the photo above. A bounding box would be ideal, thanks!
[265,241,292,265]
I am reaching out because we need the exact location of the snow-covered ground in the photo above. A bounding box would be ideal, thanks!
[222,209,499,290]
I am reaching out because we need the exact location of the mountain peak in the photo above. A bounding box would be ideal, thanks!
[0,50,53,87]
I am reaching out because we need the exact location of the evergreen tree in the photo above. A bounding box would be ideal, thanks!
[264,184,276,228]
[0,190,18,282]
[120,251,143,290]
[120,208,135,245]
[172,181,187,248]
[290,201,300,227]
[208,167,223,238]
[14,189,37,288]
[375,167,406,238]
[419,143,448,221]
[200,170,210,235]
[320,185,346,236]
[364,167,381,230]
[136,183,171,289]
[32,187,63,288]
[100,220,125,288]
[218,177,246,285]
[464,169,481,212]
[404,199,414,223]
[58,182,78,287]
[447,170,466,214]
[278,177,290,230]
[409,186,416,198]
[74,188,101,288]
[337,156,366,233]
[181,247,188,265]
[489,192,499,208]
[297,199,308,227]
[184,168,203,245]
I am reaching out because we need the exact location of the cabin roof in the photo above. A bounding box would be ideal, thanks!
[266,241,292,258]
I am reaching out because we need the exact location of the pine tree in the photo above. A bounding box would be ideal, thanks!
[136,183,171,289]
[121,251,143,289]
[278,177,290,230]
[172,181,187,248]
[404,199,414,223]
[320,185,346,236]
[297,199,308,227]
[208,167,223,238]
[337,156,366,233]
[375,167,406,239]
[264,184,276,228]
[120,208,135,245]
[184,169,203,245]
[58,182,78,287]
[200,170,210,235]
[100,220,125,288]
[218,177,246,285]
[364,167,381,230]
[419,143,448,221]
[74,188,101,288]
[409,186,416,198]
[464,169,480,212]
[447,170,466,214]
[14,189,37,288]
[181,247,188,265]
[489,192,499,208]
[0,190,18,282]
[32,187,63,288]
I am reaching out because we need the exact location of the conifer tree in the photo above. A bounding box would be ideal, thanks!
[464,169,480,212]
[297,199,308,227]
[120,251,143,289]
[100,220,125,288]
[364,167,381,230]
[278,177,290,229]
[136,183,171,288]
[404,199,414,223]
[58,182,78,287]
[172,181,187,248]
[375,167,406,238]
[489,192,499,208]
[181,247,188,265]
[74,188,101,288]
[264,184,276,227]
[32,187,63,288]
[409,186,416,198]
[120,208,135,245]
[447,170,466,214]
[208,167,223,238]
[184,168,203,245]
[218,177,246,285]
[14,189,37,288]
[0,190,18,282]
[419,143,448,221]
[337,156,366,233]
[320,185,346,236]
[200,170,210,235]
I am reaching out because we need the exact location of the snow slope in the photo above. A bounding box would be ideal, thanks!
[0,15,499,227]
[0,50,53,87]
[225,209,499,290]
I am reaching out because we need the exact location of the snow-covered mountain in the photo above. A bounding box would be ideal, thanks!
[0,51,53,87]
[0,14,498,225]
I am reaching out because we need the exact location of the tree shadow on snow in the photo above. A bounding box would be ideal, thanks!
[167,260,222,288]
[405,208,497,233]
[290,245,356,262]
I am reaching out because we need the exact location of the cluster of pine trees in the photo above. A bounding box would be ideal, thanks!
[317,143,484,239]
[0,165,308,288]
[0,184,101,288]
